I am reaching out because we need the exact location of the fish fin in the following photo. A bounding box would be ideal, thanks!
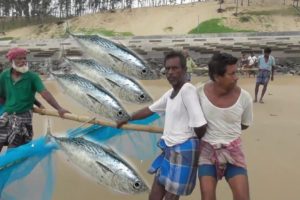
[101,145,123,160]
[108,53,122,62]
[90,83,116,100]
[92,83,105,90]
[105,78,121,88]
[86,93,101,104]
[95,161,114,173]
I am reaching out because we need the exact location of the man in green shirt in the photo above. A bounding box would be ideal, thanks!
[0,47,69,151]
[183,49,197,81]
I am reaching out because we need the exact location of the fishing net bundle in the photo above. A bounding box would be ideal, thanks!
[0,105,163,200]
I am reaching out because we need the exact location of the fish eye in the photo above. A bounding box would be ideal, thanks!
[118,111,123,116]
[133,181,141,189]
[139,95,145,100]
[142,69,147,74]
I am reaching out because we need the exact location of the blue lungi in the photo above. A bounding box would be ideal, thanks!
[148,137,200,196]
[256,69,271,85]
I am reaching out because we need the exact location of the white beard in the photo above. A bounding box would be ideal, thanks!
[12,61,29,73]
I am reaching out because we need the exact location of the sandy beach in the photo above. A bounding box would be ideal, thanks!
[30,75,300,200]
[2,0,300,199]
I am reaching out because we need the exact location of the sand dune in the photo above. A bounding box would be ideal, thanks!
[5,1,300,39]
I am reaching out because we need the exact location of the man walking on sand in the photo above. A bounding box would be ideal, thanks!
[254,47,275,103]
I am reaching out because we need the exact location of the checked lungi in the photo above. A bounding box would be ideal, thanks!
[256,69,271,85]
[198,138,247,180]
[0,111,33,147]
[148,137,200,196]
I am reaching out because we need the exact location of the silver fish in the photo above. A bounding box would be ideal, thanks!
[52,73,130,121]
[65,58,153,104]
[47,131,149,194]
[69,33,158,80]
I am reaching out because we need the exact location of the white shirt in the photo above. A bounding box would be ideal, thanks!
[198,85,253,145]
[248,55,257,66]
[149,83,207,147]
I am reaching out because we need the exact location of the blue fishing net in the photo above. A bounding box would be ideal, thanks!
[0,137,56,200]
[68,113,164,160]
[0,104,163,199]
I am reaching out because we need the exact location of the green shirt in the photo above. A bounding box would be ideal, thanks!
[186,57,197,73]
[0,68,45,114]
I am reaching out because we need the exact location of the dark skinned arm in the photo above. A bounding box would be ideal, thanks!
[116,107,154,128]
[194,124,207,140]
[241,124,249,130]
[33,99,45,109]
[39,89,70,117]
[271,65,275,81]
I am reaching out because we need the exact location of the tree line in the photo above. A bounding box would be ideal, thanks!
[0,0,207,19]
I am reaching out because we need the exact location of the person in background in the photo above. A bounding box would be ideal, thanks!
[0,47,70,152]
[246,52,258,77]
[239,52,248,76]
[183,49,198,81]
[254,47,275,103]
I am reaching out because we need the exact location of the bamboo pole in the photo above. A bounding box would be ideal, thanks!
[33,107,163,134]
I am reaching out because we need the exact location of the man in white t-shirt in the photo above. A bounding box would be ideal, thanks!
[117,51,207,200]
[246,52,257,77]
[197,53,253,200]
[248,52,257,67]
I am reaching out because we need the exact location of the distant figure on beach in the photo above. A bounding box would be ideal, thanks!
[117,51,207,200]
[0,47,70,152]
[254,47,275,103]
[183,49,198,81]
[239,52,248,75]
[246,52,258,77]
[197,53,253,200]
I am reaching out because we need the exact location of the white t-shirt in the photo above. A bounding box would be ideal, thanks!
[248,55,257,66]
[198,85,253,145]
[149,83,207,147]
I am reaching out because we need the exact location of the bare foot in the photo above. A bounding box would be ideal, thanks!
[259,99,264,104]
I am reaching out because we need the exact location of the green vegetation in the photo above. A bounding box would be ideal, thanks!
[0,37,14,41]
[265,24,272,28]
[163,26,174,32]
[0,17,62,32]
[189,18,254,34]
[245,7,299,16]
[77,27,133,37]
[239,15,252,23]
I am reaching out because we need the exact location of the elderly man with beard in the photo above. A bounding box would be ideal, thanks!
[197,53,253,200]
[0,47,69,152]
[117,51,207,200]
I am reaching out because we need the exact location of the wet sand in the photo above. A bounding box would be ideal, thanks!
[33,75,300,200]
